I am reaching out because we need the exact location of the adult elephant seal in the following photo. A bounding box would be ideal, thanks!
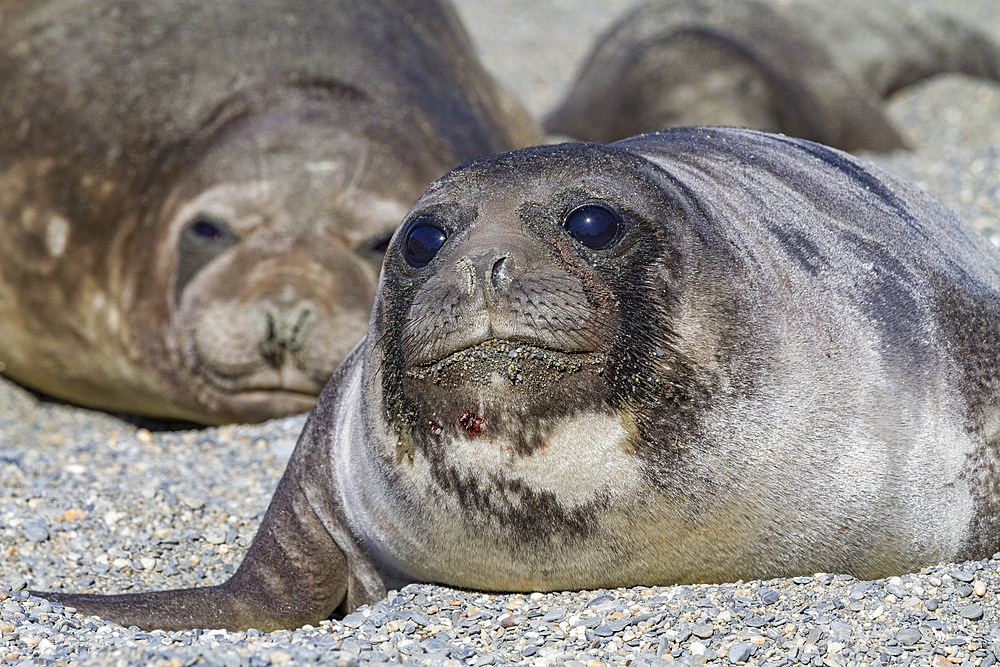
[39,128,1000,630]
[0,0,539,424]
[545,0,1000,152]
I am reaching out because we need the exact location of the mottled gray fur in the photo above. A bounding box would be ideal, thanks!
[39,128,1000,630]
[545,0,1000,151]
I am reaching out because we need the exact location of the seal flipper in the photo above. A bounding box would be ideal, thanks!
[31,350,377,631]
[37,462,349,632]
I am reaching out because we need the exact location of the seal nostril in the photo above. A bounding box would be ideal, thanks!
[490,255,509,289]
[259,303,315,367]
[287,306,315,353]
[259,310,282,367]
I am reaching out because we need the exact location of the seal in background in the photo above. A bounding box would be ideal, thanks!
[0,0,540,423]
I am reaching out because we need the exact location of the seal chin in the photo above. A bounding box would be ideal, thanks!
[208,387,319,423]
[188,359,330,421]
[197,362,328,395]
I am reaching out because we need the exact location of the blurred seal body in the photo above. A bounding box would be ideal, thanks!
[545,0,1000,151]
[41,128,1000,629]
[0,0,539,423]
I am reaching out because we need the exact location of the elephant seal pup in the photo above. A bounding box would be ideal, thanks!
[0,0,540,424]
[39,128,1000,630]
[545,0,1000,152]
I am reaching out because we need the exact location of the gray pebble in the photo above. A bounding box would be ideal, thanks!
[759,588,780,604]
[204,528,227,545]
[593,624,614,637]
[960,604,984,620]
[21,520,50,543]
[340,639,362,658]
[341,613,365,628]
[180,496,205,510]
[691,623,714,639]
[728,642,753,663]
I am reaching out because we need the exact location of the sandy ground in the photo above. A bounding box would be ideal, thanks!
[3,1,1000,664]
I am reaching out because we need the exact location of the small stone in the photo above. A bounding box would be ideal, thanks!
[690,623,713,639]
[593,625,614,637]
[951,571,975,583]
[205,528,227,545]
[959,603,984,620]
[896,628,922,645]
[341,613,365,628]
[21,520,50,543]
[759,589,780,604]
[973,580,986,596]
[728,642,752,663]
[340,640,361,658]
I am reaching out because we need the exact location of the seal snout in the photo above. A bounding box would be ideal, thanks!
[257,297,316,365]
[404,227,612,366]
[180,244,374,418]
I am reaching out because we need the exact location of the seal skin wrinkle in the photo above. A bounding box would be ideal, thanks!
[544,0,1000,152]
[36,128,1000,630]
[0,0,540,424]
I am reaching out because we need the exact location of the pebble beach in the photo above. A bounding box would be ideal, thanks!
[3,1,1000,665]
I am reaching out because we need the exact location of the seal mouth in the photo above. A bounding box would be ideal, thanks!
[407,338,606,388]
[196,360,328,397]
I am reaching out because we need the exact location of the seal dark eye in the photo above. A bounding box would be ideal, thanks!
[187,216,234,243]
[564,205,619,249]
[368,234,393,255]
[176,216,241,304]
[404,221,447,268]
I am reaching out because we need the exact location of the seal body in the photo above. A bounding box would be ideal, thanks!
[40,128,1000,630]
[544,0,1000,151]
[0,0,540,423]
